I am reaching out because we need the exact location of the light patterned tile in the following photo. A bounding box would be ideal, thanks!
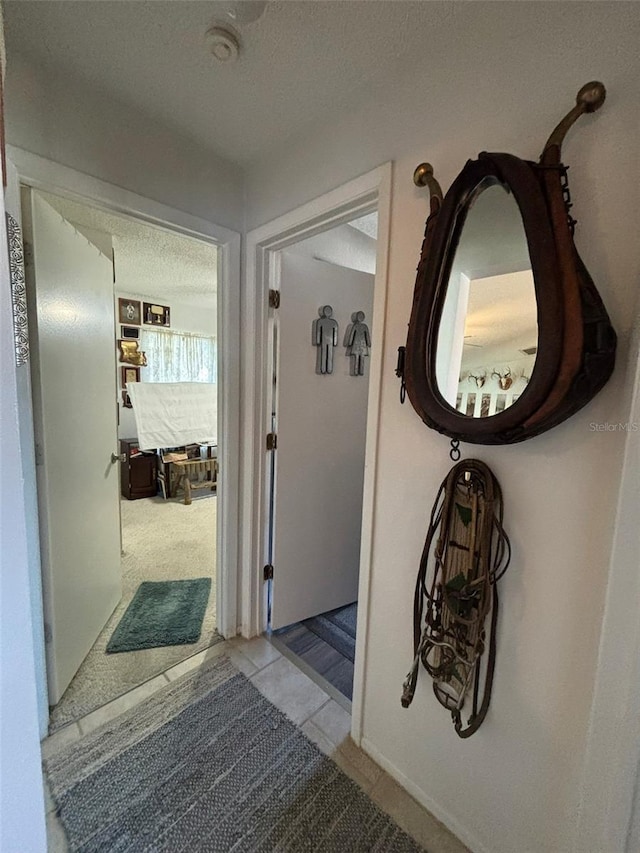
[301,719,377,795]
[78,674,168,735]
[337,737,383,788]
[308,701,382,789]
[164,648,214,681]
[224,644,259,677]
[301,718,336,756]
[41,722,82,761]
[332,747,380,796]
[370,773,470,853]
[163,642,258,682]
[228,635,281,670]
[309,700,351,746]
[46,813,69,852]
[250,656,329,724]
[43,775,56,814]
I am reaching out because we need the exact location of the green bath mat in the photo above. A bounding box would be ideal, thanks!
[106,578,212,653]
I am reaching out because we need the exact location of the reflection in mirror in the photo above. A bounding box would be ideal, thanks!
[435,183,538,418]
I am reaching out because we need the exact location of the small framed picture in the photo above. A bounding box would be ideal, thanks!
[121,366,140,387]
[118,298,141,325]
[143,302,170,327]
[121,325,139,339]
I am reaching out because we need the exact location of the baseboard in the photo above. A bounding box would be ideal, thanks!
[360,737,488,853]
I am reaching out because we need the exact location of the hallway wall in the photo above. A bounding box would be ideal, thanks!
[4,52,244,232]
[0,94,48,853]
[244,4,640,852]
[2,2,639,851]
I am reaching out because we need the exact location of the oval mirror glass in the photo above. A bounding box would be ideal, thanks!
[435,183,538,418]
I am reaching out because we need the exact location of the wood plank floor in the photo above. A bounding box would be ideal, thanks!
[273,605,356,700]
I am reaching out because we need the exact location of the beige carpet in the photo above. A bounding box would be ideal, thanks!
[49,494,221,732]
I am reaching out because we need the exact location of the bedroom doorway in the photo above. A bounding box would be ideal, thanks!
[23,187,223,733]
[243,165,391,735]
[267,214,378,705]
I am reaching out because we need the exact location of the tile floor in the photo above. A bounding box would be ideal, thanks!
[272,602,357,700]
[42,636,469,853]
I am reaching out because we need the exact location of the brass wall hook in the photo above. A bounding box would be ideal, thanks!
[541,81,606,161]
[413,162,443,212]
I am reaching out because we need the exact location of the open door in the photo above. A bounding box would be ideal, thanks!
[270,253,374,629]
[25,191,122,705]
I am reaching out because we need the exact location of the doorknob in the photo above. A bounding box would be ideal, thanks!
[111,452,126,464]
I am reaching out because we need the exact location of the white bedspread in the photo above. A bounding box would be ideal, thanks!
[126,382,217,450]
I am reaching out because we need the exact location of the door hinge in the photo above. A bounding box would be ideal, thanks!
[44,622,53,644]
[263,564,274,581]
[35,442,44,467]
[266,432,277,451]
[269,289,280,309]
[23,240,33,268]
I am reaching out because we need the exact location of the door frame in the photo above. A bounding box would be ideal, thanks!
[242,163,392,744]
[8,146,241,691]
[573,312,640,853]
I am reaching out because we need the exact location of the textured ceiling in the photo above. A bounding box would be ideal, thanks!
[448,186,536,369]
[292,216,377,275]
[451,184,531,280]
[461,270,537,370]
[43,193,218,302]
[3,1,460,165]
[349,213,378,241]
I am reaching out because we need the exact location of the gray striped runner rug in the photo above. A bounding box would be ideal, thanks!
[44,655,423,852]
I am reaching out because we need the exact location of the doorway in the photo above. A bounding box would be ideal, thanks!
[22,187,223,732]
[267,215,378,704]
[242,164,392,737]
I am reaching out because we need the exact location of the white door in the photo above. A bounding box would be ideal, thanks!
[27,192,122,704]
[270,253,374,629]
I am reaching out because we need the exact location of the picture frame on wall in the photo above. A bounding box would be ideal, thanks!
[121,366,140,387]
[121,325,140,339]
[118,298,141,325]
[143,302,170,327]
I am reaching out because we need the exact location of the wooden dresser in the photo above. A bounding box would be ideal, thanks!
[119,438,157,500]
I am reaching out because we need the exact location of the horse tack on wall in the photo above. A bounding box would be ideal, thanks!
[404,81,616,446]
[400,83,616,737]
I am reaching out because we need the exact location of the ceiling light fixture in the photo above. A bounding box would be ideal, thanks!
[215,1,267,26]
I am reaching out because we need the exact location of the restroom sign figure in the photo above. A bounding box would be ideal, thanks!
[346,311,371,376]
[313,305,339,374]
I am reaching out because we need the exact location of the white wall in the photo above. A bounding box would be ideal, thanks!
[245,5,640,852]
[573,315,640,851]
[4,52,244,231]
[0,24,230,850]
[1,150,47,853]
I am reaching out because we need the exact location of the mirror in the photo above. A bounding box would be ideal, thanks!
[404,82,616,445]
[435,184,537,417]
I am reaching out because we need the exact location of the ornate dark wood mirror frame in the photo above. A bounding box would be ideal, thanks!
[404,82,617,445]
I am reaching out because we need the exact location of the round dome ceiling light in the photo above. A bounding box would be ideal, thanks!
[215,1,267,25]
[206,26,241,63]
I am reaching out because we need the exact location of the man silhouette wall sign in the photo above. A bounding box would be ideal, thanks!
[312,305,338,375]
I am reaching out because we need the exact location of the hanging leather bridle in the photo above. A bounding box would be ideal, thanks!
[401,459,510,737]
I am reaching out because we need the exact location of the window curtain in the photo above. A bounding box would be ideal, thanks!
[140,327,217,383]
